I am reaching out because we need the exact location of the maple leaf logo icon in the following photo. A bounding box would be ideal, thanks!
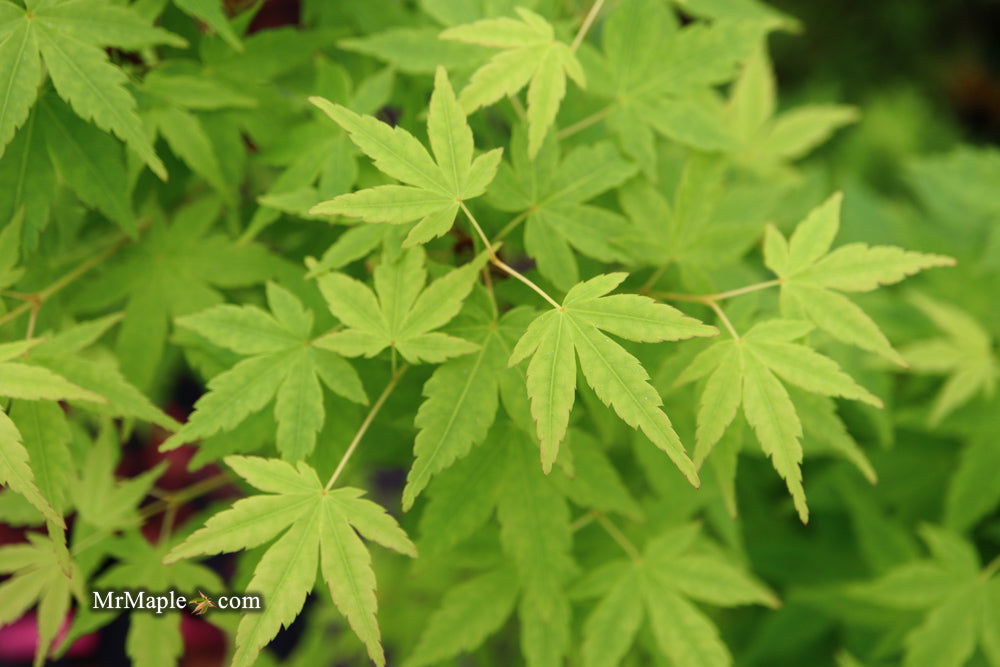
[189,591,216,616]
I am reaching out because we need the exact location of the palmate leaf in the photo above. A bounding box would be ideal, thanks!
[162,283,366,460]
[487,126,637,290]
[582,0,768,172]
[676,319,883,522]
[439,8,585,156]
[315,247,487,365]
[580,524,776,667]
[726,49,858,172]
[765,192,955,365]
[403,284,534,508]
[0,0,185,177]
[310,67,502,246]
[0,531,83,667]
[74,195,275,390]
[852,526,1000,667]
[164,456,416,667]
[900,293,997,424]
[510,273,716,477]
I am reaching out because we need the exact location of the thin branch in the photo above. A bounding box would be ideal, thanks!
[460,202,561,309]
[325,365,409,491]
[494,210,530,243]
[557,105,613,140]
[595,512,642,562]
[571,0,606,51]
[650,279,781,304]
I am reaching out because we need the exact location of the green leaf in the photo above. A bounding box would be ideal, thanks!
[769,193,954,364]
[0,18,42,158]
[165,285,364,459]
[173,0,242,50]
[38,94,134,234]
[901,293,997,424]
[33,20,165,179]
[403,307,509,509]
[167,457,415,667]
[740,352,808,522]
[311,68,501,244]
[404,567,519,667]
[441,8,585,156]
[316,247,485,365]
[511,274,713,477]
[581,568,644,667]
[0,410,62,527]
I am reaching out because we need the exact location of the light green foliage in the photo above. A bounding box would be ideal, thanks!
[677,317,883,522]
[580,524,776,667]
[0,2,994,666]
[766,193,954,365]
[726,49,858,172]
[511,273,716,476]
[310,67,502,247]
[165,456,416,667]
[852,526,1000,667]
[163,282,366,459]
[488,127,637,289]
[440,8,585,156]
[0,531,82,667]
[316,247,487,364]
[901,293,998,424]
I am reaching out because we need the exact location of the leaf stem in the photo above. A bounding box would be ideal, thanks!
[650,279,781,303]
[325,365,409,491]
[557,105,613,140]
[571,0,606,51]
[594,512,642,563]
[460,202,561,309]
[494,210,530,242]
[709,301,740,340]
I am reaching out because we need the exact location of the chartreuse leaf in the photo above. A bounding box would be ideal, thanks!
[852,526,1000,667]
[0,410,63,527]
[165,456,416,667]
[316,247,487,365]
[0,531,83,667]
[766,193,954,365]
[163,283,366,460]
[900,293,997,424]
[726,49,857,171]
[487,126,636,290]
[677,318,882,522]
[440,8,585,156]
[310,67,502,246]
[510,273,715,478]
[580,524,776,667]
[403,292,533,509]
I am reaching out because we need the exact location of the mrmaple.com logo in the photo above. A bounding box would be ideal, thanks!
[92,589,262,615]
